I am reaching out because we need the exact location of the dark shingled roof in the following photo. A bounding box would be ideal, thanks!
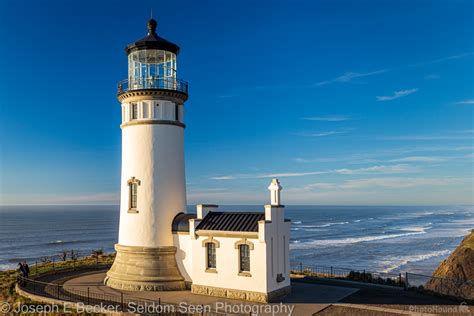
[196,212,265,232]
[172,213,197,233]
[125,19,180,55]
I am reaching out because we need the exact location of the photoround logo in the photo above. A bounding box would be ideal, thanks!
[459,302,470,313]
[0,302,11,313]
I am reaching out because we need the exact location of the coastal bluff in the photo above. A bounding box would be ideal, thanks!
[426,231,474,300]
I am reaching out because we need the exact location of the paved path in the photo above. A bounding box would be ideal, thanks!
[63,271,358,315]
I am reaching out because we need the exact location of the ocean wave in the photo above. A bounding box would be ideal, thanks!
[295,221,349,229]
[379,250,451,273]
[293,221,302,224]
[290,227,430,250]
[400,225,432,232]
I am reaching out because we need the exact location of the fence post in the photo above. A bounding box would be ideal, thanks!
[87,287,90,305]
[121,292,124,311]
[399,273,402,287]
[35,261,38,275]
[33,279,36,294]
[330,266,333,278]
[57,283,60,299]
[405,272,409,289]
[52,257,55,271]
[300,262,303,274]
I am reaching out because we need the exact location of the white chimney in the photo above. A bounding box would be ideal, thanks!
[268,178,282,206]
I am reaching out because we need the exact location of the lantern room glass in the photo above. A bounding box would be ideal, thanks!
[128,49,177,90]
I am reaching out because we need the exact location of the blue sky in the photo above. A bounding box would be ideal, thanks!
[0,0,473,205]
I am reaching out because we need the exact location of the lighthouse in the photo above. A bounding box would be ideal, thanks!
[105,18,188,291]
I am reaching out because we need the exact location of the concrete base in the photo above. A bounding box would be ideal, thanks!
[191,284,291,303]
[105,244,186,291]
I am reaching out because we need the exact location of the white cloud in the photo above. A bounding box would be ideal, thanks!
[340,177,462,189]
[409,52,473,67]
[376,88,418,101]
[454,99,474,105]
[315,69,388,86]
[209,176,237,180]
[0,192,119,205]
[334,164,417,175]
[210,164,417,180]
[390,156,445,163]
[383,134,472,141]
[301,115,351,122]
[297,131,347,137]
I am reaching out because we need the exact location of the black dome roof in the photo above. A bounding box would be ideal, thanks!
[125,19,180,55]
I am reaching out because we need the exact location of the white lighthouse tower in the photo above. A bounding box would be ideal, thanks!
[105,18,188,291]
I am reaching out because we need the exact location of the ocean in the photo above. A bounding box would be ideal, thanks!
[0,205,472,276]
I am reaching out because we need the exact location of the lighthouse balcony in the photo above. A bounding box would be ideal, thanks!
[118,77,188,96]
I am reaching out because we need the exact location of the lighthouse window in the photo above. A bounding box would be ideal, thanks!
[239,244,250,272]
[130,183,138,209]
[131,103,138,120]
[206,243,216,269]
[175,105,179,121]
[127,177,140,212]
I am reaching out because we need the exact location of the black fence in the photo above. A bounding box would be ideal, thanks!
[290,263,474,301]
[290,263,405,288]
[17,276,227,315]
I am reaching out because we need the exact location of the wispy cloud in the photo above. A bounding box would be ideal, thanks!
[293,177,464,192]
[0,192,119,205]
[408,52,473,67]
[210,176,237,180]
[315,69,388,86]
[313,53,472,89]
[296,131,347,137]
[210,164,417,180]
[454,99,474,105]
[333,164,417,175]
[382,133,472,141]
[390,156,445,163]
[340,177,462,189]
[376,88,418,101]
[301,115,351,122]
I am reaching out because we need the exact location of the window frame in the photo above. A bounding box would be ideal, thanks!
[206,242,216,270]
[239,244,250,273]
[127,177,141,213]
[131,103,138,120]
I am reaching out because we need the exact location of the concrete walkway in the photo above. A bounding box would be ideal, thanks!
[63,272,358,315]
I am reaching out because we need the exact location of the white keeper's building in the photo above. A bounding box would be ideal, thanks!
[105,18,291,303]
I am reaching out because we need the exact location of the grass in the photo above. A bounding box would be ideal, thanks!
[0,254,115,314]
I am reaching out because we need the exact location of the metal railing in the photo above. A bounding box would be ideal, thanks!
[405,272,474,301]
[291,263,474,301]
[291,263,406,288]
[118,77,188,95]
[17,275,226,315]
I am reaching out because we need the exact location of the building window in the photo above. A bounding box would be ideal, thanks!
[175,104,179,121]
[131,103,138,120]
[155,103,160,119]
[127,177,141,213]
[239,244,250,272]
[206,242,216,269]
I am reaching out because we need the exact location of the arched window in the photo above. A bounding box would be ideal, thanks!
[127,177,141,213]
[239,244,250,272]
[206,242,216,269]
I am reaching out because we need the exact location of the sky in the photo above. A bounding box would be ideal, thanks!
[0,0,473,206]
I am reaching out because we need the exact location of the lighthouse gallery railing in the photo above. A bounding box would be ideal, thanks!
[117,77,188,95]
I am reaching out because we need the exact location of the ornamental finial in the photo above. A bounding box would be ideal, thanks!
[147,18,157,35]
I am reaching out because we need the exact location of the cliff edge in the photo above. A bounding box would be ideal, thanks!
[425,231,474,300]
